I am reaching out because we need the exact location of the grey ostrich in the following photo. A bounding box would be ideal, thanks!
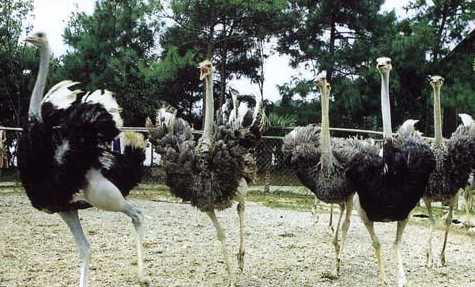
[282,71,373,276]
[147,60,263,280]
[423,76,475,267]
[346,57,435,287]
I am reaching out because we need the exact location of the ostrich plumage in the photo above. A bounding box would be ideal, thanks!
[17,32,148,287]
[346,57,436,287]
[423,76,475,267]
[146,60,263,279]
[282,72,378,276]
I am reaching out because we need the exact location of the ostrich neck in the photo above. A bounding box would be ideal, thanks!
[433,86,443,145]
[319,87,333,171]
[29,44,50,121]
[381,71,392,139]
[202,72,214,144]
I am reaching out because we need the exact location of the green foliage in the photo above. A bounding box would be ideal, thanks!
[265,112,297,128]
[274,0,474,135]
[0,0,473,135]
[0,0,34,127]
[62,0,162,125]
[162,0,287,110]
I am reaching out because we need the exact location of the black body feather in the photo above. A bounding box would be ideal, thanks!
[18,94,144,213]
[347,134,436,222]
[282,125,375,204]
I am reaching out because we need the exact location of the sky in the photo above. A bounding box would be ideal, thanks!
[30,0,409,102]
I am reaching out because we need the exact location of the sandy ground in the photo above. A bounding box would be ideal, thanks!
[0,192,474,287]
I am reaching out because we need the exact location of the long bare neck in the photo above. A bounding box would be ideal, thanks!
[433,85,443,144]
[202,72,214,141]
[29,44,50,121]
[319,85,333,171]
[381,71,392,139]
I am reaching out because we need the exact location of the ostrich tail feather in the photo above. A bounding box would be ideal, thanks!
[121,131,145,150]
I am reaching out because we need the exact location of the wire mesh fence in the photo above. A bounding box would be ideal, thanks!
[1,125,474,213]
[0,127,308,193]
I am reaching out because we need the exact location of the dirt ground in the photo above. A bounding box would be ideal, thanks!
[0,192,474,287]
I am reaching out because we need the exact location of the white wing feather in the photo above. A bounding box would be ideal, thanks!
[82,89,123,127]
[237,102,249,126]
[458,113,474,127]
[41,80,81,110]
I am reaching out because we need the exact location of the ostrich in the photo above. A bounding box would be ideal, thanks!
[282,72,375,276]
[146,60,263,280]
[423,76,475,267]
[17,32,148,287]
[346,57,435,287]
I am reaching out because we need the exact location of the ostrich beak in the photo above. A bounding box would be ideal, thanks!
[199,66,211,80]
[25,36,40,45]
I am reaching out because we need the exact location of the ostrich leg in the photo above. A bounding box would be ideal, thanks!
[440,197,455,266]
[207,210,232,279]
[337,194,354,275]
[423,198,435,268]
[329,204,334,232]
[59,210,91,287]
[82,170,149,285]
[394,219,409,287]
[359,208,386,286]
[236,197,246,273]
[312,196,320,224]
[464,188,473,227]
[332,203,344,276]
[123,203,149,285]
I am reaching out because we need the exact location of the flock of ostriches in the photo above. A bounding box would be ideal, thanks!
[14,32,475,287]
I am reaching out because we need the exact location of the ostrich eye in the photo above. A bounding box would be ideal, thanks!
[36,32,44,38]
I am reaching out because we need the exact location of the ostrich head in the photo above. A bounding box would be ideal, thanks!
[428,75,444,90]
[315,71,330,95]
[199,60,213,80]
[25,32,48,47]
[376,57,392,75]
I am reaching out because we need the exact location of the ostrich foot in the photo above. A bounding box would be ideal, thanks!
[139,276,151,286]
[313,214,320,225]
[378,279,389,287]
[398,272,407,287]
[439,253,447,266]
[237,251,245,273]
[225,275,236,287]
[335,257,341,277]
[425,250,434,268]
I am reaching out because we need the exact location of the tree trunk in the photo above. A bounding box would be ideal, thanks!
[327,9,337,81]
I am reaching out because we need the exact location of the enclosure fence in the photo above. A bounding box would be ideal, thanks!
[0,125,389,192]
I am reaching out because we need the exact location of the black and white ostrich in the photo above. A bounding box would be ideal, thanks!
[423,76,475,267]
[146,60,263,280]
[282,72,377,276]
[346,57,436,287]
[17,32,148,287]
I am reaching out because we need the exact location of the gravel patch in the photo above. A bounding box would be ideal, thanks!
[0,193,474,287]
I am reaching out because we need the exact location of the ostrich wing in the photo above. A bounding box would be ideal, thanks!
[82,89,123,128]
[40,81,82,126]
[282,125,321,168]
[41,80,82,109]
